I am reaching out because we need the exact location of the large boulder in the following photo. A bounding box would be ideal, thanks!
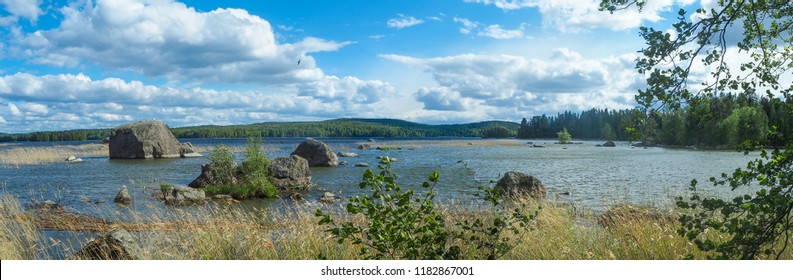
[70,228,141,260]
[291,138,338,167]
[268,155,312,189]
[188,163,239,189]
[109,120,201,159]
[493,171,547,198]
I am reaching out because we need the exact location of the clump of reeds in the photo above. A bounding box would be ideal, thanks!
[0,144,108,167]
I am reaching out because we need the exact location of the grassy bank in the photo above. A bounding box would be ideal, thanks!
[2,194,789,260]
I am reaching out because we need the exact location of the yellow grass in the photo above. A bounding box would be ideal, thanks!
[0,144,108,167]
[3,192,790,260]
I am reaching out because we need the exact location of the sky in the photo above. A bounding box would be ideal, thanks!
[0,0,721,133]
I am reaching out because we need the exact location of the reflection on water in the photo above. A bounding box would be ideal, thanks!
[0,138,759,217]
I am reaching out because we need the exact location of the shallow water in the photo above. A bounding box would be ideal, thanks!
[0,137,759,218]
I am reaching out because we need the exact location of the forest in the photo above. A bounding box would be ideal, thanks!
[2,94,789,149]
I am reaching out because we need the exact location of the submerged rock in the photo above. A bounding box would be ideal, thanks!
[493,171,546,198]
[291,138,338,167]
[337,151,359,157]
[355,162,369,167]
[70,228,141,260]
[268,155,312,190]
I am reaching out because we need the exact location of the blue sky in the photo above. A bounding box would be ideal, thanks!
[0,0,715,133]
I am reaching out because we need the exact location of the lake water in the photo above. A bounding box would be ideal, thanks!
[0,137,760,218]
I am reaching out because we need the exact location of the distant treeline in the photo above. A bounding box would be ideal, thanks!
[515,94,792,148]
[3,95,789,148]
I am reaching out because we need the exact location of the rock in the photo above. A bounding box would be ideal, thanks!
[114,186,132,204]
[268,155,312,190]
[603,140,616,147]
[493,171,547,198]
[368,138,375,142]
[337,151,359,157]
[162,185,206,205]
[188,163,239,189]
[595,144,603,147]
[70,228,141,260]
[179,142,202,157]
[339,161,348,166]
[355,162,369,167]
[65,155,83,163]
[109,120,187,159]
[319,192,341,204]
[291,138,338,167]
[357,143,371,150]
[532,144,546,148]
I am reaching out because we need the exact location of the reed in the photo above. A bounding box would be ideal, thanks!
[1,194,790,260]
[0,144,108,167]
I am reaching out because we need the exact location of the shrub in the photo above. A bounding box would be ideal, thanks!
[205,138,277,199]
[316,157,539,260]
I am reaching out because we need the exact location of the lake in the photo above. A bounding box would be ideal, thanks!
[0,137,760,219]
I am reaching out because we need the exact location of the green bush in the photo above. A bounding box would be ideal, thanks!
[206,138,277,199]
[316,157,538,260]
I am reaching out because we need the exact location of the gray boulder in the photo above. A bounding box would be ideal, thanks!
[162,185,206,205]
[603,140,616,147]
[493,171,547,198]
[114,186,132,204]
[291,138,338,167]
[109,120,202,159]
[70,228,141,260]
[268,155,312,190]
[188,163,239,189]
[179,142,202,157]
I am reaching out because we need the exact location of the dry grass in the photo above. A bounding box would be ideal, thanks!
[1,194,790,260]
[0,144,108,167]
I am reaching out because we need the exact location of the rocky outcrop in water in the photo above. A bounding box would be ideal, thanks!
[162,185,206,205]
[268,155,312,190]
[291,138,338,167]
[493,171,546,198]
[109,120,202,159]
[114,186,132,204]
[70,228,141,260]
[188,163,239,189]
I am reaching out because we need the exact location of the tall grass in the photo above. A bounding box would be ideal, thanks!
[0,144,108,167]
[1,194,790,260]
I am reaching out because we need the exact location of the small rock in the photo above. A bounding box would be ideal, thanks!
[493,171,546,198]
[65,155,83,163]
[337,151,359,157]
[602,140,616,147]
[162,185,206,205]
[355,163,369,167]
[114,186,132,204]
[339,161,348,166]
[357,143,371,150]
[319,192,341,204]
[70,228,141,260]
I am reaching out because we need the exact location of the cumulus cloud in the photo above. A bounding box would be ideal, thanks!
[381,49,643,121]
[387,14,424,29]
[465,0,696,32]
[12,0,351,85]
[0,72,394,132]
[1,0,43,23]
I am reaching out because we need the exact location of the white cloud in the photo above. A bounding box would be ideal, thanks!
[12,0,352,85]
[381,49,643,121]
[0,72,395,132]
[369,34,385,40]
[0,0,43,22]
[477,24,525,39]
[465,0,696,32]
[453,17,479,34]
[387,14,424,29]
